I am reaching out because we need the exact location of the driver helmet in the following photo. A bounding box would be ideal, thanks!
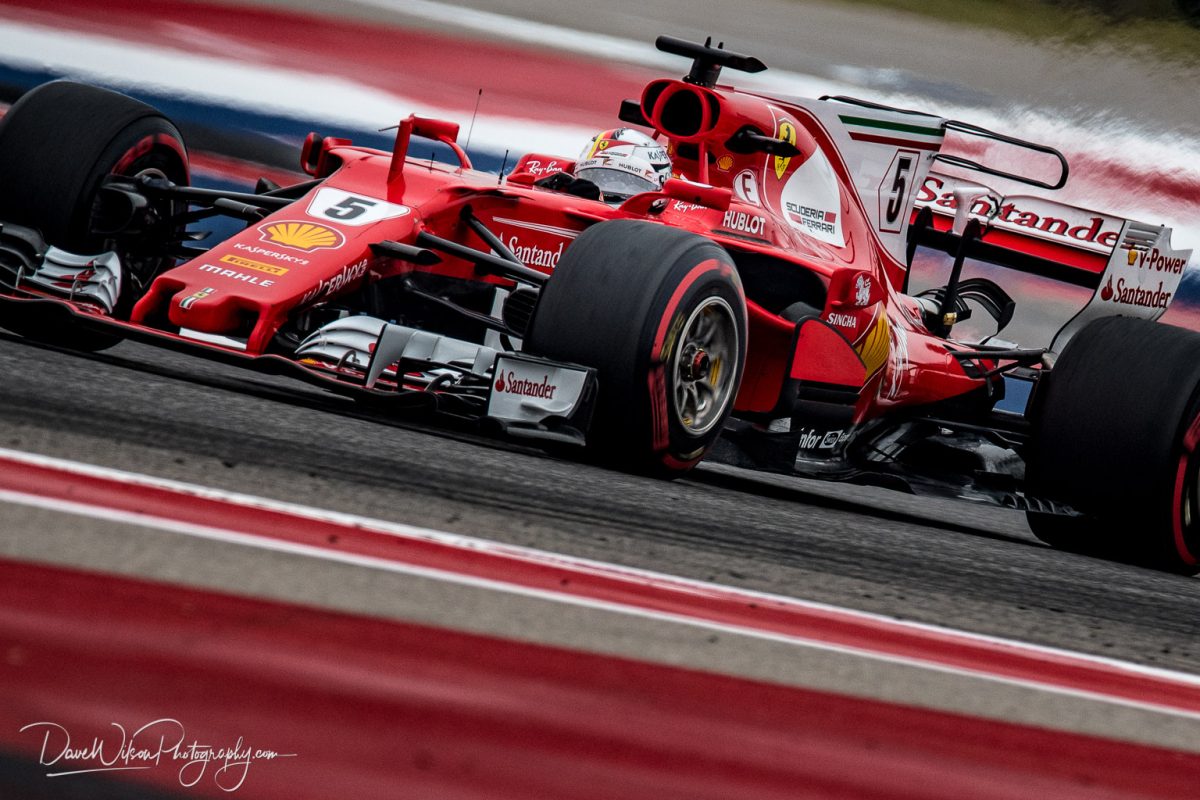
[575,128,672,202]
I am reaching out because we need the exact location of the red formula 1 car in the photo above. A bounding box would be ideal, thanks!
[0,37,1197,572]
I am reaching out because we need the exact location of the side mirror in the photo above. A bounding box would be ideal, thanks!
[618,178,731,215]
[410,117,461,143]
[301,133,351,178]
[662,178,731,211]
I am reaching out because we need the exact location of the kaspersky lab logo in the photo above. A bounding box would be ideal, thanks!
[258,221,346,253]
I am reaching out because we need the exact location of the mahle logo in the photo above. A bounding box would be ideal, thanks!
[258,221,345,253]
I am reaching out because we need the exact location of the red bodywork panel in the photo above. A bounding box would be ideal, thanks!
[105,76,997,428]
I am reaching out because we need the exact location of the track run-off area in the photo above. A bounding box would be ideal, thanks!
[1,1,1199,797]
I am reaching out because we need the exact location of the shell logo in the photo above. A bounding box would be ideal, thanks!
[258,220,346,253]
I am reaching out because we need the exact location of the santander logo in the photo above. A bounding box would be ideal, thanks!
[1101,275,1173,309]
[495,370,557,399]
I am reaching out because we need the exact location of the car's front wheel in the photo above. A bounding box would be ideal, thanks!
[524,219,747,476]
[0,80,189,350]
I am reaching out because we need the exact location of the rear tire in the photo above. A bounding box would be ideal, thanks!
[0,81,189,351]
[525,219,747,476]
[1026,316,1200,574]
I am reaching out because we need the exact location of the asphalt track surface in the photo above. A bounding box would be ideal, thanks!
[2,328,1198,677]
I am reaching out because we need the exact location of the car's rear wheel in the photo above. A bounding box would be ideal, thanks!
[524,219,747,476]
[0,80,189,351]
[1025,316,1200,574]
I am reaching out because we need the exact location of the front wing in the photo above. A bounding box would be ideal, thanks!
[0,291,598,446]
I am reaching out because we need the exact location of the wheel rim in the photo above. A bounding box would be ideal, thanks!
[670,295,738,435]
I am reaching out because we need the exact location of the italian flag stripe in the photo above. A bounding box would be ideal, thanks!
[839,115,945,138]
[847,131,943,151]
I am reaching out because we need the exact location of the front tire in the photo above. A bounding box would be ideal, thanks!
[0,81,189,350]
[525,219,747,476]
[1026,316,1200,574]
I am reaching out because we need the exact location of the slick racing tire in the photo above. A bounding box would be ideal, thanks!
[525,219,747,477]
[1025,316,1200,575]
[0,81,189,351]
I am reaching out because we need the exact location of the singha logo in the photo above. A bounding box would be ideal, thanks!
[855,274,872,307]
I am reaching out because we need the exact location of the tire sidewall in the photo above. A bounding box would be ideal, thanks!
[1166,393,1200,571]
[631,256,746,470]
[71,118,189,254]
[0,82,188,346]
[525,219,747,475]
[86,120,189,314]
[1028,316,1200,573]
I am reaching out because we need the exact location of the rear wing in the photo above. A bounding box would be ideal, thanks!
[911,171,1192,353]
[783,94,1071,268]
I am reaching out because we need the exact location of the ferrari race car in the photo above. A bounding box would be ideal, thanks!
[0,37,1197,573]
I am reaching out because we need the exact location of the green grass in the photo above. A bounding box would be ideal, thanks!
[831,0,1200,65]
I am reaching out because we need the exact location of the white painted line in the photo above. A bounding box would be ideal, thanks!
[4,483,1200,727]
[1,445,1197,689]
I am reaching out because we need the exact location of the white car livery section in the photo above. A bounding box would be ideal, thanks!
[1051,222,1192,354]
[781,95,947,265]
[779,148,845,247]
[306,187,412,227]
[917,174,1125,256]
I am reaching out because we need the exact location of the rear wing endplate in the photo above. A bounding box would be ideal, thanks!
[910,172,1192,354]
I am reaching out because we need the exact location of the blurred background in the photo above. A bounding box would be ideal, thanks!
[2,4,1199,798]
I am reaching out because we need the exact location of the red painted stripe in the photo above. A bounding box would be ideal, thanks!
[849,131,943,151]
[1,558,1197,800]
[1,452,1198,715]
[0,0,653,127]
